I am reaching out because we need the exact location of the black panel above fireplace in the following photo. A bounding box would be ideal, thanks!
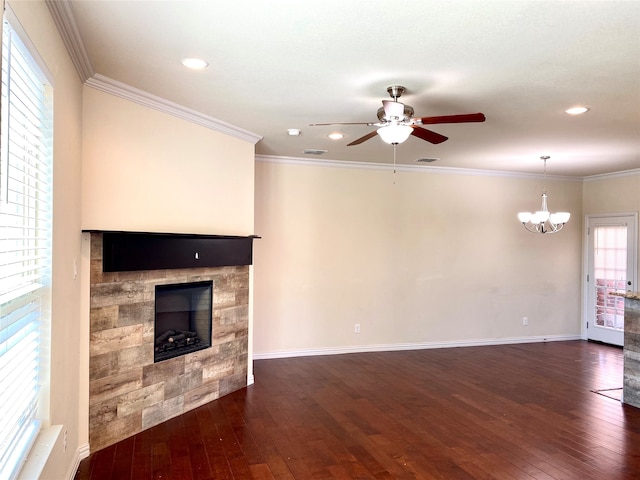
[85,230,259,272]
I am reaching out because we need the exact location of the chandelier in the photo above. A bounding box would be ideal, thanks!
[517,156,570,234]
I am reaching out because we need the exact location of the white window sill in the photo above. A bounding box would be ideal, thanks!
[18,425,62,480]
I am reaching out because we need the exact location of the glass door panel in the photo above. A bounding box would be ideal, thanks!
[594,226,626,331]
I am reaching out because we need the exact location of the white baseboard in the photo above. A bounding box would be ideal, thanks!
[252,334,582,360]
[247,374,255,386]
[67,444,90,480]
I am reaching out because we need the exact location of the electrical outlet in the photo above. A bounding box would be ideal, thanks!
[522,317,528,326]
[354,323,361,334]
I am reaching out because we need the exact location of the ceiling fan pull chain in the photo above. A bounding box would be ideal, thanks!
[393,143,397,184]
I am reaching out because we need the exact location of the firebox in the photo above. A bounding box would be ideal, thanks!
[154,280,213,362]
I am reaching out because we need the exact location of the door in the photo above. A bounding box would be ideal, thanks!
[585,213,638,345]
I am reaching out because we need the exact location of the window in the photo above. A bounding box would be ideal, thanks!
[0,17,53,480]
[594,225,627,329]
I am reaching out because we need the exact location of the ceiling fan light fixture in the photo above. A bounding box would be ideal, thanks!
[382,100,405,120]
[377,124,413,145]
[328,132,344,140]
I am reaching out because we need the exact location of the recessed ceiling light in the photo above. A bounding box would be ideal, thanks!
[565,106,589,115]
[328,132,344,140]
[287,129,301,136]
[181,57,209,70]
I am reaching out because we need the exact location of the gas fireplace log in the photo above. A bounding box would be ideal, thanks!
[178,330,198,338]
[168,333,186,343]
[155,343,175,353]
[155,330,176,345]
[155,335,202,353]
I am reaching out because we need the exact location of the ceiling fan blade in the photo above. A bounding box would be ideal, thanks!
[309,122,374,126]
[416,113,486,125]
[347,130,379,146]
[411,126,448,144]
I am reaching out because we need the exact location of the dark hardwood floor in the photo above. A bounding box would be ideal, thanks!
[75,340,640,479]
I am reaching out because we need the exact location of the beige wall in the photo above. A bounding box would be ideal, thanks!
[8,1,85,479]
[253,159,584,356]
[583,172,640,214]
[82,87,255,235]
[583,171,640,284]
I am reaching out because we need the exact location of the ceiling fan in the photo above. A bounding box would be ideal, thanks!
[310,85,486,146]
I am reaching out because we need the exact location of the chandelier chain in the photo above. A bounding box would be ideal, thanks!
[541,155,549,194]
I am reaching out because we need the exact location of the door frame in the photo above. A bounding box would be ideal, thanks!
[582,212,638,343]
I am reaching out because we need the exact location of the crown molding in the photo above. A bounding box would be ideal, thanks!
[46,0,261,144]
[45,0,94,82]
[256,154,392,172]
[255,154,582,181]
[583,168,640,182]
[86,74,263,145]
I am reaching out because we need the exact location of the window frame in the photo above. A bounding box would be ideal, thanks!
[0,7,54,479]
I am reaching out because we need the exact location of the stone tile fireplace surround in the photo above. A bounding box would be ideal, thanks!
[88,233,250,451]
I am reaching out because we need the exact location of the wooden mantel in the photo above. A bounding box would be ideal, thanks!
[82,230,260,272]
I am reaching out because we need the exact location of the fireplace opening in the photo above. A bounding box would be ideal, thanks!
[154,280,213,362]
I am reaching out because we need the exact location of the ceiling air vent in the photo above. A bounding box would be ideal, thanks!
[416,158,439,163]
[303,149,328,155]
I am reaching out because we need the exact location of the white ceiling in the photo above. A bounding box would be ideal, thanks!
[61,0,639,177]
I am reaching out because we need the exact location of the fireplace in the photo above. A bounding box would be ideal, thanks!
[154,281,213,362]
[86,231,255,452]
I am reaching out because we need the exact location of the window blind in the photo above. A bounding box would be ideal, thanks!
[0,18,52,480]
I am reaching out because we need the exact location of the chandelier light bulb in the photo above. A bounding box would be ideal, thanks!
[535,210,550,223]
[550,212,571,224]
[517,212,532,223]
